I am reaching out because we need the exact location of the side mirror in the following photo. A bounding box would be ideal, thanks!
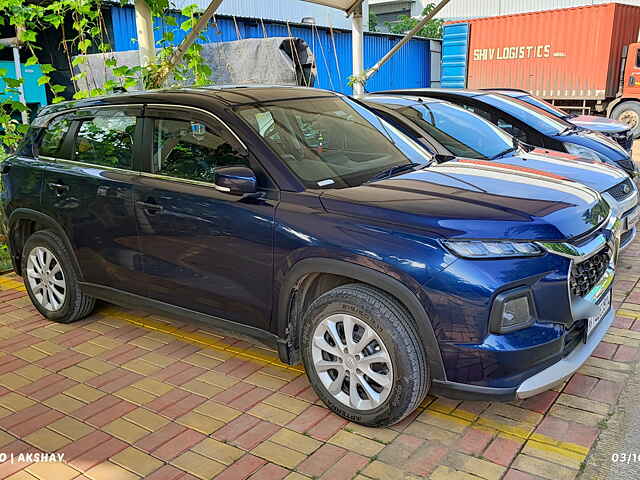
[214,166,257,195]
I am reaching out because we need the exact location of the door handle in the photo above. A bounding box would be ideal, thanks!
[136,200,164,214]
[47,182,69,196]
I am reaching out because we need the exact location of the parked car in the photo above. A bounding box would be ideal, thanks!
[360,94,639,248]
[487,89,634,153]
[1,86,620,427]
[378,88,637,178]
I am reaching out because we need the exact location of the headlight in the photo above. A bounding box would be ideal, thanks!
[563,142,606,162]
[443,240,544,259]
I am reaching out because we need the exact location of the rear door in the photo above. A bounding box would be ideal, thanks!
[39,106,147,295]
[134,105,277,329]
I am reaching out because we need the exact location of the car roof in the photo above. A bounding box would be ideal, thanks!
[484,89,529,98]
[375,88,487,98]
[37,85,340,118]
[360,94,445,107]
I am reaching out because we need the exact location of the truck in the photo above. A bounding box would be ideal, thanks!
[440,2,640,137]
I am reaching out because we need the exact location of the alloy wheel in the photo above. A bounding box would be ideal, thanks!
[311,313,393,410]
[26,246,66,312]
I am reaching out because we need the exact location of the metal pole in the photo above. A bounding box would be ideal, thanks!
[11,46,28,124]
[135,0,156,67]
[351,2,364,96]
[365,0,450,81]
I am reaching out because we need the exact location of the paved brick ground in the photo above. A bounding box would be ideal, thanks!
[0,237,638,480]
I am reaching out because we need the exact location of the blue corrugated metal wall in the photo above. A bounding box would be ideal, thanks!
[110,6,432,95]
[440,23,469,89]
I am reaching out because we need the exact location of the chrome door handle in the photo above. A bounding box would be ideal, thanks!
[47,182,69,196]
[136,201,164,214]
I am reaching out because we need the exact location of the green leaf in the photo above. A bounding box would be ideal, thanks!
[4,78,23,88]
[17,124,30,133]
[112,66,129,77]
[105,58,117,68]
[71,56,87,67]
[180,19,192,31]
[19,30,36,43]
[40,64,55,74]
[52,96,65,104]
[164,16,177,26]
[123,78,138,89]
[72,91,88,100]
[25,56,38,67]
[51,84,66,93]
[78,39,91,52]
[37,75,50,86]
[0,68,7,77]
[9,101,27,112]
[43,13,62,28]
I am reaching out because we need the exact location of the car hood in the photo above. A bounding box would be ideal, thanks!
[321,161,609,241]
[491,148,626,192]
[570,115,629,133]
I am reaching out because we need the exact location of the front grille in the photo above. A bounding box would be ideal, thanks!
[570,247,610,297]
[609,130,633,152]
[563,319,586,357]
[606,178,635,201]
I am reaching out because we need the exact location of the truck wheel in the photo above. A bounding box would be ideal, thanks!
[21,230,95,323]
[301,283,429,427]
[611,101,640,139]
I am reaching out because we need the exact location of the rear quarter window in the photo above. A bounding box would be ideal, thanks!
[38,115,72,158]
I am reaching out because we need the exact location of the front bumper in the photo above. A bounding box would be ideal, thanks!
[431,304,615,402]
[516,304,614,398]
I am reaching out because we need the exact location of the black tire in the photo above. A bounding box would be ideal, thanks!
[611,101,640,139]
[21,230,95,323]
[301,283,429,427]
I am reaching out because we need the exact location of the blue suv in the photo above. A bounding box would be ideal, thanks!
[0,86,620,426]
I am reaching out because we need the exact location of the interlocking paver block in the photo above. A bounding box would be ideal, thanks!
[251,440,307,469]
[329,430,385,457]
[110,447,164,477]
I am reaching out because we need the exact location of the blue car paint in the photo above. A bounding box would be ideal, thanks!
[377,88,635,175]
[0,86,616,397]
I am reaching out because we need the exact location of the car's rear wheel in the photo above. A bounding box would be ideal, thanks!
[22,230,95,323]
[301,283,429,427]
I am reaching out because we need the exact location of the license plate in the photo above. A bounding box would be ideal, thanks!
[586,291,611,339]
[627,208,640,230]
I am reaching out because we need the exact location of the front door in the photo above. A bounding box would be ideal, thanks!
[623,43,640,98]
[134,106,276,329]
[39,106,147,296]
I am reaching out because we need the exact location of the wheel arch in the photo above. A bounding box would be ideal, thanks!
[8,209,82,279]
[276,257,446,381]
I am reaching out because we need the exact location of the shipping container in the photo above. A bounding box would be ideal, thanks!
[441,3,640,136]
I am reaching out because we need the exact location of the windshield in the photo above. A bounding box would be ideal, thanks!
[393,101,514,159]
[480,94,573,135]
[517,94,571,119]
[237,96,432,189]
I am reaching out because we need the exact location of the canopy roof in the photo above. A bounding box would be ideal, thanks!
[303,0,364,14]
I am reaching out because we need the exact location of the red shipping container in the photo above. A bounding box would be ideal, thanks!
[449,3,640,100]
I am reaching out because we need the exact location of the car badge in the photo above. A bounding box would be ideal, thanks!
[623,184,631,194]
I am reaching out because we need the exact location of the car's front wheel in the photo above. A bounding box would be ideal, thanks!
[301,283,429,427]
[22,230,95,323]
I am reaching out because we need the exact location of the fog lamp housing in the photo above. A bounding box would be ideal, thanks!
[489,286,536,334]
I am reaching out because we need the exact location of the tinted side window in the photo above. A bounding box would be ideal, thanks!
[74,114,137,169]
[39,116,72,158]
[152,118,248,183]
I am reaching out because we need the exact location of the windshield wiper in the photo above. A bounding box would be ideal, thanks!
[364,162,423,184]
[491,137,523,160]
[561,125,581,135]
